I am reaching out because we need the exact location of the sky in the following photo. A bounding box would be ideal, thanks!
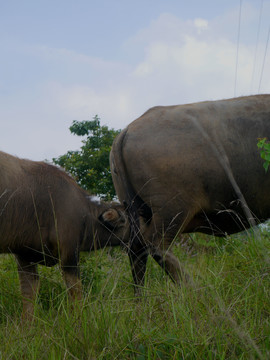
[1,0,270,161]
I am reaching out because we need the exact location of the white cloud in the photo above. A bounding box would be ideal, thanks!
[41,6,270,140]
[194,18,209,34]
[46,81,135,129]
[128,7,270,103]
[1,2,270,160]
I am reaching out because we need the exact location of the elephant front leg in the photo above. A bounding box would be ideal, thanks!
[61,254,82,302]
[62,269,83,302]
[16,255,40,320]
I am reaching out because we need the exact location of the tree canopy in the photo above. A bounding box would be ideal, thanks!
[53,115,120,200]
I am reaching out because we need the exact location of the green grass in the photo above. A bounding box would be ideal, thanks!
[0,229,269,359]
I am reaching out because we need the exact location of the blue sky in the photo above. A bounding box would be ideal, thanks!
[1,0,270,160]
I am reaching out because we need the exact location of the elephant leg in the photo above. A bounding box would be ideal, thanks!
[61,252,82,302]
[16,255,40,320]
[150,245,188,284]
[147,210,191,284]
[125,200,149,294]
[128,241,149,294]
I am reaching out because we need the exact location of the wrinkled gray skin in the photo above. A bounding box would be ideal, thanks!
[110,94,270,289]
[0,151,129,318]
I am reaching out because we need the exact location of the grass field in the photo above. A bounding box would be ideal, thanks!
[0,228,269,359]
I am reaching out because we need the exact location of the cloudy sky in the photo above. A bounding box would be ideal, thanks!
[1,0,270,160]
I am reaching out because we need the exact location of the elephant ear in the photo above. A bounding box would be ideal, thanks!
[99,208,123,230]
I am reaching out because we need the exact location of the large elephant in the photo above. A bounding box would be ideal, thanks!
[110,95,270,289]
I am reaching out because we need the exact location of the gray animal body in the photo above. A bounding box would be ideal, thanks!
[0,151,129,317]
[110,95,270,288]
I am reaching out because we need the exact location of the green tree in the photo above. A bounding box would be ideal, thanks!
[257,137,270,172]
[53,115,120,200]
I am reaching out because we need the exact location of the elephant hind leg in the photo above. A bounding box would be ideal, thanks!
[150,245,189,284]
[146,207,196,284]
[128,240,149,295]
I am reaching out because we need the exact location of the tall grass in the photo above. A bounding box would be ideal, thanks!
[0,229,269,359]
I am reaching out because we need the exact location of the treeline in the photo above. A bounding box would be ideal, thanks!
[53,115,120,200]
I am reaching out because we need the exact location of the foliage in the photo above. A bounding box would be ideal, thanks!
[53,115,120,200]
[0,231,270,359]
[257,137,270,172]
